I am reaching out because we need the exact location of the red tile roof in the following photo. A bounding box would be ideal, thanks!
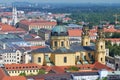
[5,63,42,71]
[30,46,46,50]
[0,68,26,80]
[20,20,57,26]
[94,62,114,71]
[3,76,26,80]
[0,23,26,33]
[105,38,120,42]
[68,29,82,37]
[0,68,6,80]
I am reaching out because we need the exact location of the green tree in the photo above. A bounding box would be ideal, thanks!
[37,69,45,75]
[19,72,26,76]
[68,66,79,71]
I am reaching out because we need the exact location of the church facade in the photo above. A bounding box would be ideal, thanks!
[31,25,106,66]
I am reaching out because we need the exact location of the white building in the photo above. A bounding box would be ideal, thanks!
[71,70,108,80]
[0,49,24,64]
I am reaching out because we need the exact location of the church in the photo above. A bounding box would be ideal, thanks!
[31,24,106,66]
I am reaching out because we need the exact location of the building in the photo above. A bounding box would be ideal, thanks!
[0,23,26,34]
[31,24,106,66]
[0,49,24,64]
[19,20,57,31]
[4,63,41,76]
[106,38,120,46]
[68,29,82,44]
[12,7,18,26]
[107,71,120,80]
[38,28,51,41]
[0,67,26,80]
[71,70,108,80]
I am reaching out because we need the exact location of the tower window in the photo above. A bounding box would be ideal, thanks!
[38,57,41,63]
[61,41,64,46]
[76,56,79,61]
[86,42,88,45]
[101,58,103,62]
[64,57,67,63]
[101,45,103,49]
[54,41,57,47]
[84,56,86,60]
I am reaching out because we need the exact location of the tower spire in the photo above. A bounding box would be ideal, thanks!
[95,25,106,64]
[12,6,18,26]
[81,24,90,46]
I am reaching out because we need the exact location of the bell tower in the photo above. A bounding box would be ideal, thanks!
[82,25,90,46]
[95,25,106,64]
[12,7,18,26]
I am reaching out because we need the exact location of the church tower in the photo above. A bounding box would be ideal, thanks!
[95,25,106,64]
[50,25,70,50]
[12,7,18,26]
[82,25,90,46]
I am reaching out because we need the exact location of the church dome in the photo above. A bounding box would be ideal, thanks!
[51,25,68,36]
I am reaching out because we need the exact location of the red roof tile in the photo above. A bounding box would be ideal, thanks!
[0,23,26,33]
[105,38,120,42]
[30,46,46,50]
[5,63,42,71]
[68,29,82,37]
[0,68,7,80]
[3,76,26,80]
[20,20,57,26]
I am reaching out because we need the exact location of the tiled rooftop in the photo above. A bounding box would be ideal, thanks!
[20,20,57,26]
[5,63,42,71]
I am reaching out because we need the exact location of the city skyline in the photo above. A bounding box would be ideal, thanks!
[1,0,120,3]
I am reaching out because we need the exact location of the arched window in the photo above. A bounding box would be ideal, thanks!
[64,57,67,63]
[86,42,88,45]
[54,41,57,47]
[61,41,64,46]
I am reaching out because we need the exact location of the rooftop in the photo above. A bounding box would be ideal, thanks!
[5,63,41,71]
[20,20,57,26]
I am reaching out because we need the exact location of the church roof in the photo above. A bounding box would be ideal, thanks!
[31,44,95,54]
[53,47,75,53]
[31,46,53,53]
[51,25,68,36]
[70,43,95,52]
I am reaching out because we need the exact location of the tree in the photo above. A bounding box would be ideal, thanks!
[37,69,45,75]
[68,66,79,71]
[19,72,26,76]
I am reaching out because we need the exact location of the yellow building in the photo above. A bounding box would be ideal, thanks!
[31,25,106,66]
[4,63,41,76]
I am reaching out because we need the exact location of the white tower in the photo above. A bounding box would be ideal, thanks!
[12,7,18,26]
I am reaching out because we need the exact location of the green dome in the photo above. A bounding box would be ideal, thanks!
[51,25,68,36]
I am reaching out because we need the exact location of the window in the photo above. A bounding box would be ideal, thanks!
[101,45,103,49]
[61,41,64,46]
[86,42,88,45]
[76,56,79,61]
[38,57,41,63]
[101,58,103,61]
[17,54,19,56]
[84,56,86,60]
[64,57,67,63]
[54,41,57,47]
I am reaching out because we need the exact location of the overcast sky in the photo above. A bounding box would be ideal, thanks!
[1,0,120,3]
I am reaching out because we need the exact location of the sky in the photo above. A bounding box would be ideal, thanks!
[1,0,120,3]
